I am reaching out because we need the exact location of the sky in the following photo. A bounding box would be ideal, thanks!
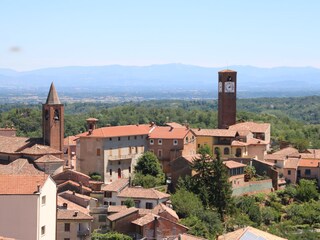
[0,0,319,71]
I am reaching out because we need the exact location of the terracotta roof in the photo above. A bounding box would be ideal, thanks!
[57,196,89,214]
[298,159,320,168]
[247,138,268,145]
[46,82,61,105]
[284,158,300,169]
[117,187,170,200]
[0,174,48,194]
[107,205,128,213]
[64,136,78,146]
[20,144,62,155]
[57,209,93,220]
[229,122,270,133]
[153,203,179,220]
[165,122,185,128]
[101,178,129,192]
[175,233,207,240]
[173,154,201,164]
[217,226,287,240]
[131,213,157,226]
[108,207,138,221]
[53,169,91,181]
[149,126,190,139]
[231,140,248,147]
[192,128,237,137]
[236,130,252,137]
[304,149,320,158]
[0,236,16,240]
[273,147,299,156]
[77,124,154,138]
[59,190,92,200]
[0,158,43,175]
[0,136,33,154]
[57,180,92,193]
[34,155,64,163]
[224,161,246,169]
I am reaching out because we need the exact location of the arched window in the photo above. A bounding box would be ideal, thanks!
[224,147,230,155]
[45,110,49,120]
[236,148,242,157]
[118,168,121,179]
[54,109,59,121]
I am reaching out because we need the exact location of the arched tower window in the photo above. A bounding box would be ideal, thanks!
[54,109,59,121]
[118,168,121,179]
[45,110,49,120]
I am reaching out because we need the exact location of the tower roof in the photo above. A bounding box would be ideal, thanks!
[219,69,236,73]
[46,82,61,104]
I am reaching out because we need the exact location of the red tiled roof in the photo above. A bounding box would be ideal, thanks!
[231,140,248,147]
[101,178,129,192]
[20,144,62,155]
[175,154,201,164]
[0,136,33,154]
[219,69,236,73]
[57,209,93,220]
[57,180,92,193]
[192,128,237,137]
[117,187,170,200]
[284,158,300,169]
[0,158,43,175]
[224,161,246,169]
[149,126,190,139]
[64,136,78,146]
[57,196,89,214]
[53,169,91,181]
[34,155,64,163]
[0,174,48,194]
[77,124,154,138]
[229,122,270,133]
[108,207,138,221]
[59,190,92,200]
[247,138,268,145]
[153,203,179,220]
[165,122,185,128]
[131,213,157,226]
[298,159,320,168]
[273,147,299,156]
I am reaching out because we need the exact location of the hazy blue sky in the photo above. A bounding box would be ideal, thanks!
[1,1,319,70]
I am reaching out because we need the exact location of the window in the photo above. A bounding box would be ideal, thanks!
[197,144,200,148]
[109,137,112,141]
[274,160,277,164]
[288,170,291,175]
[128,136,130,140]
[129,166,131,173]
[103,201,108,205]
[64,223,70,232]
[96,148,101,156]
[134,136,137,140]
[146,202,153,209]
[214,147,220,155]
[134,200,141,208]
[173,139,178,145]
[235,148,242,157]
[41,226,46,235]
[54,109,59,121]
[158,139,162,145]
[118,137,121,141]
[150,139,154,145]
[64,238,70,240]
[224,147,230,155]
[41,196,46,205]
[104,191,112,198]
[158,149,162,158]
[185,137,189,143]
[99,215,107,222]
[305,169,311,175]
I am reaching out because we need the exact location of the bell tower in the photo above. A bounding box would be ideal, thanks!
[218,70,237,129]
[42,82,64,153]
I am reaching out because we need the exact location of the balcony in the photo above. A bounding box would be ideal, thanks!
[77,229,90,237]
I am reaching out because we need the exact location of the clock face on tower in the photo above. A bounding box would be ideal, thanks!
[224,82,235,93]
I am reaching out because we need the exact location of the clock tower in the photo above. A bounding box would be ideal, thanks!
[42,83,64,154]
[218,69,237,129]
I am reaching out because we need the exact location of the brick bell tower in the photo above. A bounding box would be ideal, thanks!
[42,82,64,153]
[218,69,237,129]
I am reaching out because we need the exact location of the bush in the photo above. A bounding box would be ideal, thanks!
[91,231,132,240]
[89,172,102,181]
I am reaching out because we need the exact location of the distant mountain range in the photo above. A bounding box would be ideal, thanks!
[0,64,320,98]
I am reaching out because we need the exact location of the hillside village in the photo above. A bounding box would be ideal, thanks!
[0,70,319,240]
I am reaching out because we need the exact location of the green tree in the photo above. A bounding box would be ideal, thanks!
[244,165,256,181]
[180,216,210,239]
[123,198,134,208]
[295,179,319,202]
[197,144,212,156]
[91,231,132,240]
[134,151,163,176]
[171,188,203,218]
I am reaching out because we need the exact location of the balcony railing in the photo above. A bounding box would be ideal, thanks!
[107,154,134,161]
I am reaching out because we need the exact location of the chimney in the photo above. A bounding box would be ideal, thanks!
[63,203,68,208]
[150,121,155,127]
[73,211,79,217]
[169,126,173,131]
[86,118,98,132]
[198,127,201,131]
[37,184,41,192]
